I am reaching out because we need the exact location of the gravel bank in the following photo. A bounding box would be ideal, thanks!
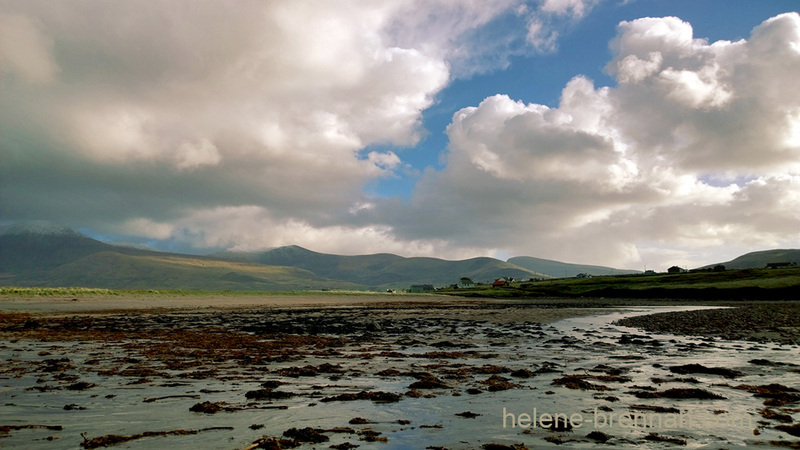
[616,302,800,344]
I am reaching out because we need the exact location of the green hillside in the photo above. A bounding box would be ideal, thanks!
[42,252,360,291]
[222,245,551,288]
[0,224,360,291]
[440,267,800,300]
[4,221,799,295]
[701,249,800,270]
[507,255,640,278]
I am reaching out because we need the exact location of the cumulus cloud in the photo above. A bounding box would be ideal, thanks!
[1,0,583,258]
[0,1,446,250]
[540,0,598,19]
[370,12,800,269]
[3,1,798,271]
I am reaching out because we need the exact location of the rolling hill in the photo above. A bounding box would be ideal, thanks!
[507,255,640,278]
[700,249,800,270]
[217,245,552,288]
[0,222,359,291]
[4,221,796,293]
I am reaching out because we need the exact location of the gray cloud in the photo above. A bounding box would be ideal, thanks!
[2,1,573,256]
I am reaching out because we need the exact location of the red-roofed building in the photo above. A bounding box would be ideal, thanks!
[492,278,509,287]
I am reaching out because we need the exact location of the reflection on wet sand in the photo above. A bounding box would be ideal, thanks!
[1,300,799,448]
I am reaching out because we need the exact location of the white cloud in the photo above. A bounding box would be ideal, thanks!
[4,0,584,257]
[368,151,402,171]
[527,19,559,52]
[540,0,598,19]
[658,66,732,109]
[114,204,484,260]
[373,12,800,269]
[0,2,455,229]
[5,2,799,272]
[615,52,663,83]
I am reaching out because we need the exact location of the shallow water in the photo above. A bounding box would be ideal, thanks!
[1,305,798,449]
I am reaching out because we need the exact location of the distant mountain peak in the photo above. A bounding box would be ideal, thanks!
[0,220,86,238]
[262,245,315,255]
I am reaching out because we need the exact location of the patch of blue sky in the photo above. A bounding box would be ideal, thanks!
[363,0,798,200]
[699,174,758,188]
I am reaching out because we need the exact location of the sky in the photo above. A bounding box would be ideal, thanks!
[1,0,799,271]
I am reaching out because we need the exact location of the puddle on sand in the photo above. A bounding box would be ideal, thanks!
[1,305,798,449]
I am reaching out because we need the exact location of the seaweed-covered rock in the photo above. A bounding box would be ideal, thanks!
[634,388,725,400]
[320,390,401,403]
[282,427,329,443]
[669,363,743,378]
[245,389,295,400]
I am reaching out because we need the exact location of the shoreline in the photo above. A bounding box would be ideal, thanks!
[616,302,800,345]
[2,295,799,448]
[2,293,798,343]
[0,294,614,326]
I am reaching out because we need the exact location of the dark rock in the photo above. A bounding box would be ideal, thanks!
[587,431,611,442]
[669,363,743,378]
[245,389,295,400]
[283,427,329,443]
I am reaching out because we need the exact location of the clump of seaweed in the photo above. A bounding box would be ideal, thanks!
[320,390,402,403]
[409,374,449,389]
[282,427,328,443]
[629,404,681,414]
[243,436,300,449]
[80,427,233,449]
[245,389,296,400]
[669,363,743,379]
[358,430,388,442]
[483,375,520,391]
[0,424,62,437]
[633,388,725,400]
[759,408,793,423]
[551,375,611,391]
[587,431,612,442]
[776,423,800,438]
[481,443,528,450]
[643,433,687,445]
[733,383,800,407]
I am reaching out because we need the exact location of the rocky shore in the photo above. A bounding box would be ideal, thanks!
[616,302,800,345]
[2,297,799,448]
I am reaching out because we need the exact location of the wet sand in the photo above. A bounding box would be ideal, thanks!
[0,293,617,323]
[4,293,798,343]
[2,295,799,448]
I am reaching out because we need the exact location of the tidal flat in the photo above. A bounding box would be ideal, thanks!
[1,295,799,449]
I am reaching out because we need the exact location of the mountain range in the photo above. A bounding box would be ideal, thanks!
[1,221,795,291]
[215,245,552,287]
[0,222,359,291]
